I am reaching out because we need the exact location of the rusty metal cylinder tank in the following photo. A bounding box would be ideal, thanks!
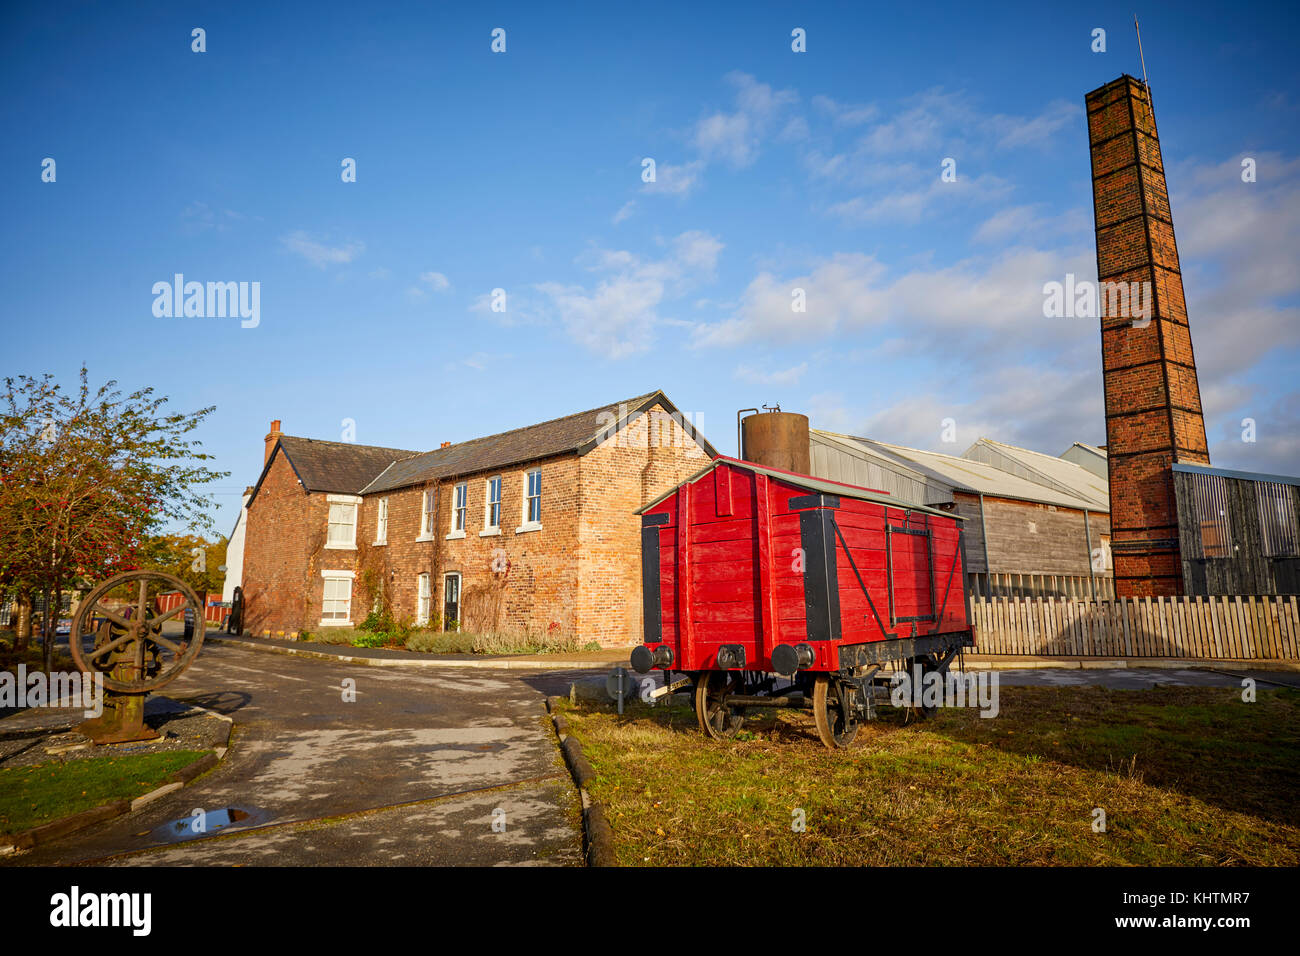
[742,412,810,474]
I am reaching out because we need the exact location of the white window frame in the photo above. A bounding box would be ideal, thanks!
[517,468,542,533]
[374,496,388,545]
[416,572,431,626]
[447,482,467,540]
[319,569,355,627]
[325,495,361,550]
[481,475,502,536]
[417,488,437,541]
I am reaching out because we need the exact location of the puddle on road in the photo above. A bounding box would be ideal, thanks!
[150,806,269,844]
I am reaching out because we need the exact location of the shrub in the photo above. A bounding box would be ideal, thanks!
[405,631,476,654]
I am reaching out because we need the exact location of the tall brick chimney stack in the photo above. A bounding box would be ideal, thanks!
[264,419,282,466]
[1087,75,1211,597]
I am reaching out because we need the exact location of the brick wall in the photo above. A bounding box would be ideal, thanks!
[242,447,331,636]
[242,405,712,645]
[1087,75,1210,597]
[577,404,710,645]
[360,453,582,637]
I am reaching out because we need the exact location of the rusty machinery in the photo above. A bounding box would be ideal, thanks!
[69,570,207,744]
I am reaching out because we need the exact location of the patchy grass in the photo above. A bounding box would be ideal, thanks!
[558,684,1300,866]
[0,751,211,835]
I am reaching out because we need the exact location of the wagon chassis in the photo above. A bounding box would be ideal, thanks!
[682,630,974,749]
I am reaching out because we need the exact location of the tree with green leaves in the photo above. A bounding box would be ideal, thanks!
[0,367,228,668]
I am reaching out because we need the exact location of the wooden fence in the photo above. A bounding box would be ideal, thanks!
[967,594,1300,660]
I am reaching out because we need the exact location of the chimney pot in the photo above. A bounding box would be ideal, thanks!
[264,419,283,466]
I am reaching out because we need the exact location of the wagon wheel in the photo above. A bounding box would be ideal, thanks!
[695,671,746,740]
[70,571,206,694]
[903,654,941,720]
[812,675,859,749]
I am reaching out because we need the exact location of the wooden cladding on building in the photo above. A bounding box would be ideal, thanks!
[1173,467,1300,596]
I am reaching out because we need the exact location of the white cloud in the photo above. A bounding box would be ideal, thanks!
[734,362,808,386]
[692,72,798,168]
[692,245,1098,350]
[642,160,705,197]
[281,231,365,269]
[534,230,724,357]
[810,94,878,126]
[826,173,1014,225]
[613,200,636,223]
[420,271,450,291]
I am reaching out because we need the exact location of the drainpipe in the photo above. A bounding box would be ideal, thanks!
[1084,509,1097,602]
[978,493,992,598]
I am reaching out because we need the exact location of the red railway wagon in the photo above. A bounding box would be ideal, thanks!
[630,456,974,748]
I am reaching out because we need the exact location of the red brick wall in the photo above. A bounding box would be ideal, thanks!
[242,405,711,645]
[242,447,330,636]
[577,404,710,645]
[360,453,582,637]
[1087,75,1210,597]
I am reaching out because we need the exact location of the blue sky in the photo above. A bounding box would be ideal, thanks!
[3,0,1298,535]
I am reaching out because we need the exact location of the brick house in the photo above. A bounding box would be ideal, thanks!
[241,392,715,645]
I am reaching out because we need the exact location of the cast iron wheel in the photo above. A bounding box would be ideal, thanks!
[695,671,746,740]
[69,570,206,694]
[812,674,859,749]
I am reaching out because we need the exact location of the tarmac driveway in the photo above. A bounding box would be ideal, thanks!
[5,643,585,866]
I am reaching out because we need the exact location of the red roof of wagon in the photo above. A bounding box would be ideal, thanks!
[636,456,962,520]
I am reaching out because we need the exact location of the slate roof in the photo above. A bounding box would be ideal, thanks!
[252,437,421,501]
[362,391,715,494]
[248,391,716,506]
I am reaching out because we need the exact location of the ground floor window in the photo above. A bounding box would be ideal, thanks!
[417,573,431,625]
[321,571,354,626]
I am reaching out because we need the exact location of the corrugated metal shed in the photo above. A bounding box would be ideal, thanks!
[964,438,1109,510]
[810,431,952,505]
[855,439,1100,511]
[1060,441,1109,479]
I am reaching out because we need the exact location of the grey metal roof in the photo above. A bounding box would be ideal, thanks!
[811,430,954,505]
[1173,462,1300,487]
[965,437,1110,510]
[636,456,961,519]
[855,439,1101,511]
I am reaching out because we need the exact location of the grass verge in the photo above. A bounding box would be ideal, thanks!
[0,750,211,835]
[557,684,1300,866]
